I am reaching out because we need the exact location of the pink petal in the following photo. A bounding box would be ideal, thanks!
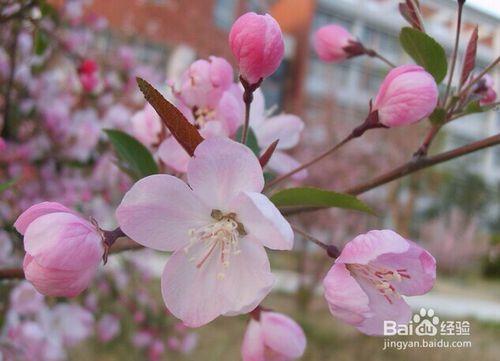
[232,191,293,250]
[266,151,308,180]
[249,89,266,127]
[14,202,73,234]
[254,114,304,150]
[355,276,412,335]
[187,138,264,210]
[116,175,211,252]
[336,230,410,265]
[241,319,265,361]
[323,263,371,326]
[158,137,191,173]
[261,312,306,359]
[161,239,274,327]
[23,254,98,297]
[24,212,102,271]
[375,240,436,296]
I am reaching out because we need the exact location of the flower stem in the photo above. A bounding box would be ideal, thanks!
[442,0,465,108]
[239,76,262,145]
[370,50,397,68]
[264,110,384,191]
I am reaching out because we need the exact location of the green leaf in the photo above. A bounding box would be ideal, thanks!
[399,27,448,83]
[429,108,446,125]
[464,100,483,115]
[270,187,375,215]
[34,30,49,56]
[236,126,260,156]
[0,179,16,193]
[104,129,158,180]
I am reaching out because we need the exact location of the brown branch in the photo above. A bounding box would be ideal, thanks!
[346,133,500,195]
[282,133,500,215]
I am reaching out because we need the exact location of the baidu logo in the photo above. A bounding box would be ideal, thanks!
[384,308,440,336]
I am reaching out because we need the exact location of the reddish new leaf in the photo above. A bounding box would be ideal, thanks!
[460,26,478,87]
[399,0,424,32]
[136,77,203,156]
[259,139,279,168]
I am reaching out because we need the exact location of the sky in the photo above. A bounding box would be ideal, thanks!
[466,0,500,18]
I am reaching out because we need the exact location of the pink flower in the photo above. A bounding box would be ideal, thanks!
[131,103,163,147]
[477,74,497,105]
[48,304,94,347]
[313,25,355,63]
[14,202,104,297]
[373,65,438,127]
[323,230,436,335]
[249,90,307,180]
[78,59,100,93]
[97,314,121,342]
[9,281,45,316]
[229,12,284,85]
[117,138,293,327]
[176,56,234,109]
[242,311,306,361]
[148,339,165,361]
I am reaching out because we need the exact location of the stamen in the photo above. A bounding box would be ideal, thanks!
[186,211,245,279]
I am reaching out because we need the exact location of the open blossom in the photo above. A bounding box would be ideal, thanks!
[46,304,94,347]
[117,138,294,327]
[9,281,45,316]
[176,56,233,109]
[313,24,355,63]
[229,12,284,85]
[97,314,121,342]
[373,65,438,127]
[242,311,306,361]
[14,202,104,297]
[131,103,163,147]
[323,230,436,335]
[249,90,306,180]
[159,68,243,173]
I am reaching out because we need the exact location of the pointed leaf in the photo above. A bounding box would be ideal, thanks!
[104,129,158,180]
[270,187,375,215]
[235,126,260,156]
[460,26,478,87]
[259,139,279,168]
[399,27,448,83]
[136,77,203,156]
[399,0,424,32]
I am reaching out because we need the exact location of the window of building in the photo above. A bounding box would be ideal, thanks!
[213,0,238,30]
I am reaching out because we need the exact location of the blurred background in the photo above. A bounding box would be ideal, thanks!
[1,0,499,360]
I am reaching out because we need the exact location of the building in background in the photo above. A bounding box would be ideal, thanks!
[82,0,499,186]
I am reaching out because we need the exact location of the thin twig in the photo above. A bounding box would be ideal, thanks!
[442,0,465,108]
[291,225,328,250]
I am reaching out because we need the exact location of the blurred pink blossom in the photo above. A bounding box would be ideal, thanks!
[313,24,355,63]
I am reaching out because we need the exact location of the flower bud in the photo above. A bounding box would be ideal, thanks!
[177,56,234,109]
[313,24,356,63]
[229,12,284,85]
[475,74,497,105]
[241,311,306,361]
[373,65,438,127]
[14,202,104,297]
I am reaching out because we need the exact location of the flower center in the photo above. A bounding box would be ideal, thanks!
[185,210,246,280]
[193,107,216,128]
[347,263,411,304]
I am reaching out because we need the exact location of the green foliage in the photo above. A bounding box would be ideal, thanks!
[236,126,260,156]
[33,30,49,55]
[104,129,158,180]
[399,27,448,83]
[270,187,375,215]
